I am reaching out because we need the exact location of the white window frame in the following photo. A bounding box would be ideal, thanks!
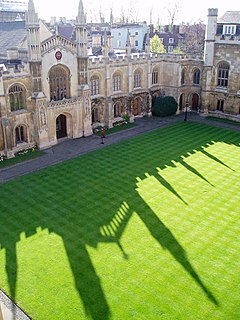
[223,25,236,35]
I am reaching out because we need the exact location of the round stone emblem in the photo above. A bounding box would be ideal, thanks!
[55,51,62,60]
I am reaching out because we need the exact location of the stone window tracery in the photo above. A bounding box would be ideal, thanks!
[217,62,229,88]
[49,65,70,101]
[9,85,25,112]
[90,76,100,96]
[181,69,186,85]
[113,73,121,92]
[134,70,142,88]
[152,68,158,85]
[15,125,27,143]
[193,69,200,84]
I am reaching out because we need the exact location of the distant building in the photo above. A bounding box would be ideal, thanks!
[111,23,148,51]
[145,25,183,53]
[0,0,27,21]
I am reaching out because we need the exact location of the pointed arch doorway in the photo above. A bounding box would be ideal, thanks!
[179,93,185,111]
[191,93,199,111]
[133,97,141,116]
[56,114,67,139]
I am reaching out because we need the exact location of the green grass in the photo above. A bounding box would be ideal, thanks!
[0,121,240,320]
[0,150,45,168]
[95,122,137,135]
[207,116,240,126]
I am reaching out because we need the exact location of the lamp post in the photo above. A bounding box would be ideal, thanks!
[184,101,189,121]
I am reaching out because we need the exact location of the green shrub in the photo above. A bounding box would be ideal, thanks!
[152,96,178,117]
[122,114,130,123]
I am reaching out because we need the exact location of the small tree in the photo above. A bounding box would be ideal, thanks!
[150,35,166,53]
[166,1,180,32]
[172,47,185,54]
[152,96,178,117]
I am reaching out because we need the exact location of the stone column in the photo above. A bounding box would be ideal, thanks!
[80,85,93,136]
[148,92,152,116]
[1,117,14,158]
[105,97,113,128]
[35,100,50,149]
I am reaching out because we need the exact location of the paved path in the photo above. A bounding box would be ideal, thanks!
[0,289,31,320]
[0,113,239,184]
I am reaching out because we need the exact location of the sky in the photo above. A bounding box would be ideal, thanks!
[32,0,239,25]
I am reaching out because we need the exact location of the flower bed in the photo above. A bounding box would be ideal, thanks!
[0,146,44,169]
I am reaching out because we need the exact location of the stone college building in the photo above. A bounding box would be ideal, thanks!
[0,1,239,158]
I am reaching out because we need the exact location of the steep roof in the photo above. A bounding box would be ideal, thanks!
[57,23,75,40]
[0,21,26,57]
[218,11,240,24]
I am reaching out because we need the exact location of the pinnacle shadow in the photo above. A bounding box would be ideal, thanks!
[134,198,219,306]
[201,148,235,171]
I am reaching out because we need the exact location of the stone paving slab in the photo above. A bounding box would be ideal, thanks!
[0,290,31,320]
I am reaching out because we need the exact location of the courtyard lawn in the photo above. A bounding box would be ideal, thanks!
[0,121,240,320]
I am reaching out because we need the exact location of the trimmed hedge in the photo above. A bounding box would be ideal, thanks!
[152,96,178,117]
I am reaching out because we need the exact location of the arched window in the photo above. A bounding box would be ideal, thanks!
[90,75,100,96]
[49,65,70,101]
[9,85,25,112]
[217,62,230,88]
[152,68,158,85]
[193,69,200,84]
[15,125,27,143]
[134,69,142,88]
[181,69,185,85]
[92,108,99,123]
[114,103,122,117]
[113,73,121,92]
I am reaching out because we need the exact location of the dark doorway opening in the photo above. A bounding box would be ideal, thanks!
[56,114,67,139]
[192,93,199,111]
[133,98,141,116]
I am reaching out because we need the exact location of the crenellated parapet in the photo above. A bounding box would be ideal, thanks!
[88,52,203,69]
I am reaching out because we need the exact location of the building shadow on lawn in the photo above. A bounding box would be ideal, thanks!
[1,123,239,318]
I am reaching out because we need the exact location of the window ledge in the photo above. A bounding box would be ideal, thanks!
[215,87,228,93]
[10,109,27,115]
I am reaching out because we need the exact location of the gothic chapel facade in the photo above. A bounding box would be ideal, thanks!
[0,1,239,158]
